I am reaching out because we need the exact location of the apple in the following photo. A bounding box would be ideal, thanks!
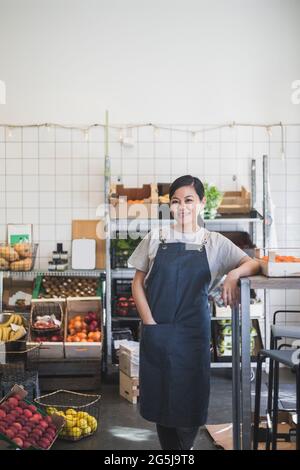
[5,429,16,439]
[45,416,53,424]
[31,428,43,438]
[0,409,6,419]
[13,437,23,448]
[22,440,32,449]
[38,437,51,449]
[11,422,22,432]
[0,426,6,434]
[27,405,37,413]
[23,426,32,434]
[23,409,33,419]
[16,431,28,440]
[15,406,23,414]
[30,413,42,422]
[18,401,28,409]
[7,397,19,407]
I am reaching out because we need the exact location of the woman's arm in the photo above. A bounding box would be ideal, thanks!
[131,270,157,325]
[221,256,261,307]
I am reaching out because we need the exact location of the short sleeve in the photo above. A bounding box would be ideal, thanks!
[218,234,248,277]
[127,233,151,273]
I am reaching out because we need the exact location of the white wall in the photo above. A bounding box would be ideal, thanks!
[0,0,300,124]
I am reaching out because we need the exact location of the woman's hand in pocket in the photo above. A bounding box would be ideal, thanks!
[143,319,157,326]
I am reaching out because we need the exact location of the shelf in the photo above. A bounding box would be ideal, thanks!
[112,316,140,321]
[0,270,106,279]
[112,269,135,279]
[211,362,259,369]
[246,275,300,289]
[210,316,263,321]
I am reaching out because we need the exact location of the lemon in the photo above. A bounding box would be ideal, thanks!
[77,418,88,429]
[77,411,89,420]
[86,416,97,427]
[83,426,92,435]
[65,415,77,428]
[47,407,58,415]
[56,411,66,418]
[69,427,82,438]
[66,408,77,416]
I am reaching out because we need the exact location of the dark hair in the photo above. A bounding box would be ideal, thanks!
[169,175,205,201]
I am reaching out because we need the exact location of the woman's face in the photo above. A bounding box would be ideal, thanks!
[170,185,206,226]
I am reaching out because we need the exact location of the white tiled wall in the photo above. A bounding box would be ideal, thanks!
[0,123,300,329]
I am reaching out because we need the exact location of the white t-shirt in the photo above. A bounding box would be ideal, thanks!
[128,225,248,292]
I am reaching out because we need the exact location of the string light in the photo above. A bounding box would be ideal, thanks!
[266,126,272,137]
[7,127,12,138]
[153,126,160,138]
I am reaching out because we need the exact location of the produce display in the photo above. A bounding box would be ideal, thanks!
[33,315,61,331]
[115,295,137,317]
[217,320,257,356]
[0,314,27,342]
[111,237,144,269]
[0,243,36,272]
[66,312,102,343]
[0,393,61,449]
[46,407,97,440]
[35,277,99,299]
[261,255,300,262]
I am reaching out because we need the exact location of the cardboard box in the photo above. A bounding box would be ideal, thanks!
[2,278,33,312]
[119,341,139,377]
[65,297,103,359]
[215,301,263,318]
[119,371,139,404]
[0,384,65,450]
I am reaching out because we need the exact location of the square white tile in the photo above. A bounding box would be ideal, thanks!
[122,159,138,176]
[56,175,72,191]
[23,209,39,224]
[39,142,55,159]
[72,175,89,191]
[23,127,38,142]
[0,144,5,158]
[23,159,39,175]
[55,208,72,224]
[155,159,171,175]
[23,142,39,159]
[89,158,105,175]
[23,192,39,208]
[6,159,22,175]
[72,192,89,208]
[39,192,55,208]
[89,191,103,206]
[56,192,72,208]
[171,158,188,175]
[39,159,55,175]
[56,142,72,158]
[72,159,88,175]
[55,158,71,175]
[39,225,56,241]
[6,143,22,158]
[55,225,71,241]
[138,142,154,158]
[6,192,22,208]
[6,209,23,224]
[89,175,102,192]
[39,208,56,224]
[72,208,90,219]
[23,175,39,191]
[6,175,22,190]
[72,142,88,159]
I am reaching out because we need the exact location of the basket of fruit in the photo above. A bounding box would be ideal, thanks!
[0,313,27,342]
[30,301,63,334]
[0,243,38,272]
[35,390,100,441]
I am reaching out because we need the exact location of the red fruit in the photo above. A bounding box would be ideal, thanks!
[45,416,53,424]
[22,440,32,449]
[0,426,6,434]
[39,420,48,429]
[16,431,28,440]
[30,413,42,422]
[5,429,16,439]
[0,409,6,419]
[11,422,22,431]
[7,397,18,407]
[23,426,32,434]
[15,407,23,415]
[13,437,23,448]
[27,405,37,413]
[18,401,28,409]
[5,415,15,424]
[31,428,43,438]
[23,409,33,419]
[38,437,51,449]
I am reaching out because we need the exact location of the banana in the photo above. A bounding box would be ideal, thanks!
[2,327,10,342]
[10,326,26,341]
[0,328,2,341]
[0,316,14,328]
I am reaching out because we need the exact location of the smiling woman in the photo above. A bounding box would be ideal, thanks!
[129,175,261,450]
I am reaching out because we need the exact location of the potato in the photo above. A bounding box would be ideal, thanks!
[0,257,9,269]
[14,242,33,258]
[10,257,32,271]
[0,246,19,262]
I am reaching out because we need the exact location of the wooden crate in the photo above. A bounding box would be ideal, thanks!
[110,183,159,219]
[218,186,250,214]
[119,371,139,404]
[65,297,103,359]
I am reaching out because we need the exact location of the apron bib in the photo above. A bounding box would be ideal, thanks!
[139,233,212,427]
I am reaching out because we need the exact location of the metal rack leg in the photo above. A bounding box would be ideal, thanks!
[232,304,241,450]
[0,272,3,312]
[240,278,252,450]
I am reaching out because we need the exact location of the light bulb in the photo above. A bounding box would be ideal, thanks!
[7,127,12,138]
[154,126,160,138]
[266,126,272,136]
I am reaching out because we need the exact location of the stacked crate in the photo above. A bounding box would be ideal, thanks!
[118,341,140,404]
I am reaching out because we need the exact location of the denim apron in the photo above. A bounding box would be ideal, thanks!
[139,231,211,427]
